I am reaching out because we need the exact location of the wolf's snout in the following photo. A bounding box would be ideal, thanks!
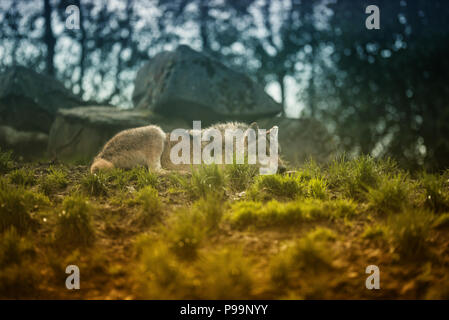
[278,165,286,174]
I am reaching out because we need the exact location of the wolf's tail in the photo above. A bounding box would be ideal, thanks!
[90,158,114,173]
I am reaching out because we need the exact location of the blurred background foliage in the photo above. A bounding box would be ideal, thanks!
[0,0,448,170]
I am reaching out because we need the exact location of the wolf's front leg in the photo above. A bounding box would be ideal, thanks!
[147,154,168,174]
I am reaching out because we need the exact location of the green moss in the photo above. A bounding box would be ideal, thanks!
[249,173,305,200]
[227,198,356,228]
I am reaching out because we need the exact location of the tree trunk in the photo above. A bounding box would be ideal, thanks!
[277,73,286,117]
[308,52,316,117]
[199,0,210,52]
[43,0,56,76]
[74,0,86,96]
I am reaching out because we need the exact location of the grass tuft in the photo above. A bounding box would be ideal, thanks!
[190,164,225,199]
[8,168,35,186]
[225,162,258,192]
[433,213,449,229]
[367,173,417,214]
[362,224,387,241]
[0,228,38,298]
[307,177,329,200]
[134,239,254,299]
[326,155,398,200]
[0,180,49,234]
[0,227,35,268]
[39,166,68,196]
[160,209,205,261]
[133,237,196,299]
[55,195,95,247]
[420,172,449,213]
[0,148,13,173]
[388,209,433,259]
[198,247,254,299]
[270,228,337,286]
[130,186,163,225]
[134,168,159,190]
[192,195,225,232]
[81,172,108,196]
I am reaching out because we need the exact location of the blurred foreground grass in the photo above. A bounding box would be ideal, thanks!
[1,151,449,299]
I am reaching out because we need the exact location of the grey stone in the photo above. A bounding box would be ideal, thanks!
[133,45,281,123]
[256,117,337,166]
[0,66,85,133]
[0,125,48,160]
[47,106,189,163]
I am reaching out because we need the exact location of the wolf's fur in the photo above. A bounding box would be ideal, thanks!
[90,122,285,173]
[90,125,166,173]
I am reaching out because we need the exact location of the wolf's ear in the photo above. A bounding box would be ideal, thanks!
[188,129,195,143]
[189,129,200,136]
[248,122,259,131]
[267,125,279,135]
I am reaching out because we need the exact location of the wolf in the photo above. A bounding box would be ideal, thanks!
[90,125,166,173]
[90,122,285,174]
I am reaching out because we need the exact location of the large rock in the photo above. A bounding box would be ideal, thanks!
[256,117,337,166]
[133,45,281,124]
[47,106,189,163]
[0,66,85,133]
[0,125,48,160]
[0,66,86,158]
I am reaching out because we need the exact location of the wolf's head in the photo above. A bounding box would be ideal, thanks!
[174,121,286,174]
[243,122,286,174]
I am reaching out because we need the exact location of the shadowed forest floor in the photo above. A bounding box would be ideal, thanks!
[1,151,449,299]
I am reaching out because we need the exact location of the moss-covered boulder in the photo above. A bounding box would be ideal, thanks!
[0,66,86,158]
[0,66,85,133]
[133,45,281,124]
